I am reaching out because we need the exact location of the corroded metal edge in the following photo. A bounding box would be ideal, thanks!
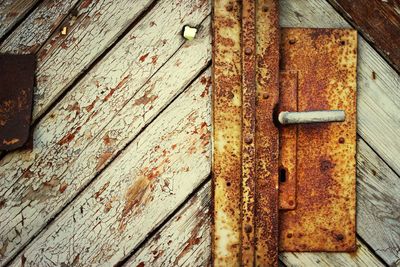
[0,54,35,151]
[278,71,298,210]
[212,0,242,266]
[279,28,357,252]
[254,0,280,266]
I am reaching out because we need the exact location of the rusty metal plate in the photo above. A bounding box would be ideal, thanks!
[278,71,297,210]
[212,0,242,265]
[0,54,35,151]
[254,0,279,266]
[279,28,357,252]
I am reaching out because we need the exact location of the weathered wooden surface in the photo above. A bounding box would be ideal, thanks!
[0,0,40,40]
[0,0,398,266]
[8,68,212,267]
[0,0,79,54]
[0,1,210,265]
[327,0,400,73]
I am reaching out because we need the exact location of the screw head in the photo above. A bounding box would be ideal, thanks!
[244,47,252,55]
[244,134,253,144]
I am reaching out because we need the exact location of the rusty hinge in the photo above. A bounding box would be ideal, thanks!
[212,1,357,266]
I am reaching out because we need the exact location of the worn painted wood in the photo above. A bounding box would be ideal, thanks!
[124,181,384,267]
[280,0,400,185]
[0,0,40,40]
[0,0,79,54]
[124,183,212,267]
[327,0,400,73]
[8,68,212,267]
[357,139,400,266]
[0,2,210,265]
[18,0,156,120]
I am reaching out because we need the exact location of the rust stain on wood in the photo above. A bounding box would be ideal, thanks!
[279,28,357,252]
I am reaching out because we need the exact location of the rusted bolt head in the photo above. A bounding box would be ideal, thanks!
[226,3,233,11]
[262,93,269,99]
[262,5,269,12]
[288,39,296,45]
[338,137,345,144]
[244,47,252,55]
[244,134,253,144]
[287,233,293,238]
[244,224,252,233]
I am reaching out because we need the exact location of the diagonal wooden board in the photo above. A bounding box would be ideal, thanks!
[0,0,398,266]
[0,1,210,265]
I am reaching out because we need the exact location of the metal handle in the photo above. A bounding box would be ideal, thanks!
[278,110,345,125]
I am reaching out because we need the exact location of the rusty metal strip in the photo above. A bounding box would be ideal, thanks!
[279,28,357,252]
[0,54,35,151]
[278,71,298,210]
[240,1,257,266]
[212,0,242,266]
[254,0,280,265]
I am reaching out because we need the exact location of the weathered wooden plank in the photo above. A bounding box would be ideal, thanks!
[8,68,212,267]
[0,0,79,54]
[124,181,384,267]
[357,139,400,266]
[0,2,210,265]
[280,0,400,188]
[124,183,212,267]
[327,0,400,73]
[0,0,40,40]
[17,0,156,120]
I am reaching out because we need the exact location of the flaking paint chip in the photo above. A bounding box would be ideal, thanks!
[182,25,198,41]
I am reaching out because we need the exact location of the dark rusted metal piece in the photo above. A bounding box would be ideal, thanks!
[0,54,35,151]
[278,71,298,210]
[279,28,357,252]
[212,0,242,266]
[254,0,280,266]
[241,1,257,266]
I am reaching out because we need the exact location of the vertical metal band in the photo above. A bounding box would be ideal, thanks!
[254,0,280,266]
[240,1,257,266]
[212,1,242,266]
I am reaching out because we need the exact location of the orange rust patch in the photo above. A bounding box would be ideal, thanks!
[151,56,158,64]
[80,0,92,9]
[3,138,19,145]
[133,92,158,106]
[96,151,113,171]
[103,75,130,101]
[58,126,81,145]
[139,53,149,62]
[119,176,151,232]
[59,182,68,193]
[94,181,110,199]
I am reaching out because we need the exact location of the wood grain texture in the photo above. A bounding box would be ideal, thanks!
[327,0,400,73]
[8,68,212,267]
[124,181,384,267]
[0,0,79,54]
[280,0,400,190]
[124,183,212,267]
[357,139,400,266]
[0,1,210,265]
[0,0,40,40]
[20,0,155,120]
